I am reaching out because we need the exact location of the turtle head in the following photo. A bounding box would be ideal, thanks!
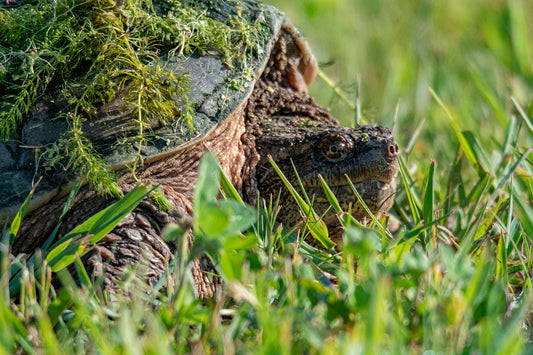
[312,125,399,188]
[254,122,399,242]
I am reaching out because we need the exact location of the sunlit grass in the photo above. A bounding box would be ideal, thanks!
[2,0,533,354]
[3,135,533,353]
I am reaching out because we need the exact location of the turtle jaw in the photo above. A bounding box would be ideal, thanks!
[305,175,397,220]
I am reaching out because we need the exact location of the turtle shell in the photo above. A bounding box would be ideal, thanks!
[0,0,317,223]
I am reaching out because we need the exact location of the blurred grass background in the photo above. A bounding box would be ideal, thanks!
[264,0,533,164]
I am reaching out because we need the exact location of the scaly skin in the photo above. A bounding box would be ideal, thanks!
[253,116,399,245]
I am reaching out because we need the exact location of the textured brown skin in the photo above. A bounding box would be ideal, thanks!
[254,119,398,244]
[243,77,398,246]
[12,26,399,298]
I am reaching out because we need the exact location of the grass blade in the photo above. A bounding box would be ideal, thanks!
[423,160,435,226]
[399,157,422,224]
[42,180,82,250]
[318,174,342,213]
[508,0,533,75]
[8,177,41,245]
[267,155,333,250]
[46,185,149,272]
[219,165,244,204]
[469,67,507,126]
[344,175,393,240]
[429,87,478,167]
[512,97,533,138]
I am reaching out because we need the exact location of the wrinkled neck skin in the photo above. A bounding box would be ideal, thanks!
[242,31,400,245]
[251,115,399,245]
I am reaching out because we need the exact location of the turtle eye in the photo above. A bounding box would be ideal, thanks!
[321,134,351,161]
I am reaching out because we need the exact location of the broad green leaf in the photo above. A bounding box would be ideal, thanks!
[198,200,255,238]
[46,236,91,273]
[47,185,148,272]
[390,235,418,265]
[197,204,230,236]
[224,234,258,251]
[193,152,221,232]
[47,288,75,324]
[343,226,380,257]
[85,186,149,243]
[218,200,256,236]
[219,249,245,280]
[192,153,255,242]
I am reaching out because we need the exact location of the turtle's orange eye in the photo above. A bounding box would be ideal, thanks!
[322,134,351,161]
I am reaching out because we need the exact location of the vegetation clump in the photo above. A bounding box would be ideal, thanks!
[0,0,266,196]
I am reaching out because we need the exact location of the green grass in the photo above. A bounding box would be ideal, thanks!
[2,0,533,354]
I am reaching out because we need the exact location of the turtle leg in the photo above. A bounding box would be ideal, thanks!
[68,196,220,298]
[85,206,221,298]
[192,255,222,299]
[83,200,174,292]
[13,190,173,292]
[14,186,220,297]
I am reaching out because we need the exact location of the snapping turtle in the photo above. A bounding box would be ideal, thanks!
[0,0,398,297]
